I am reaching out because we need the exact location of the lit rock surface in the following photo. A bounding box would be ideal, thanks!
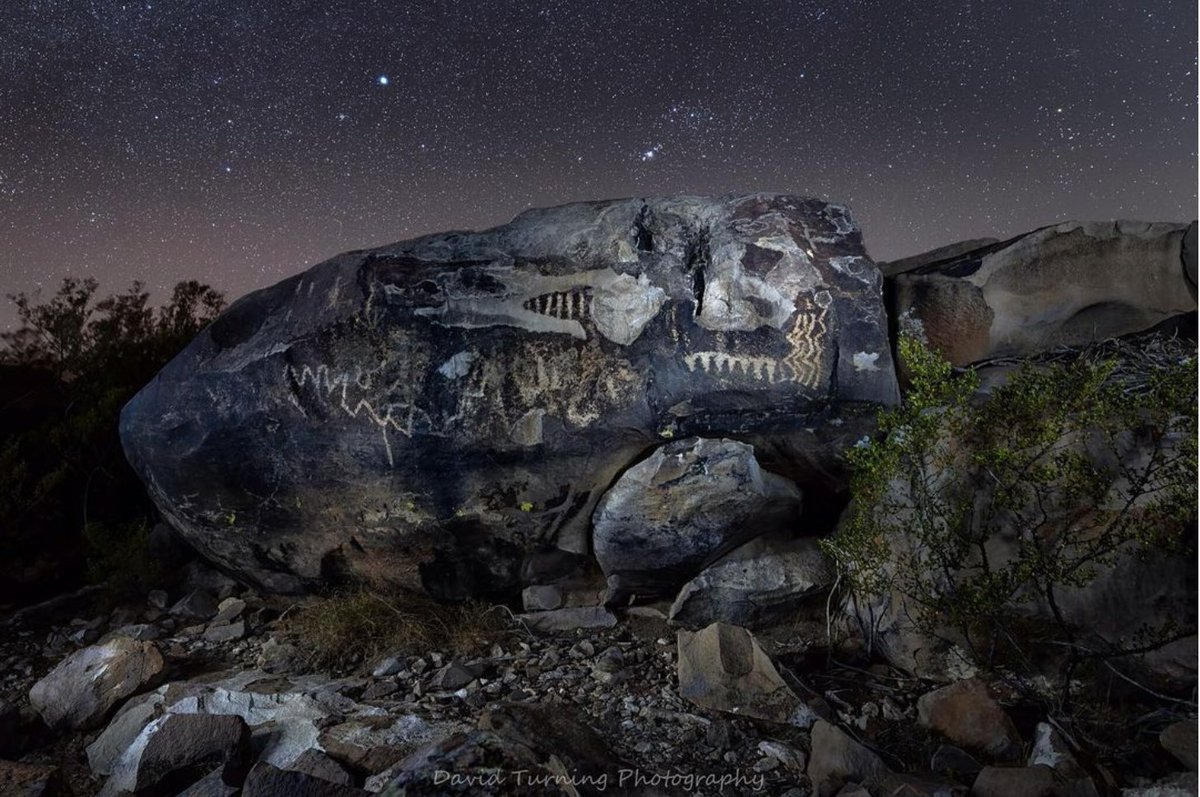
[593,437,803,602]
[120,193,898,595]
[891,220,1197,366]
[28,638,164,731]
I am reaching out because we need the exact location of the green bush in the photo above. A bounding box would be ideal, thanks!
[822,334,1197,695]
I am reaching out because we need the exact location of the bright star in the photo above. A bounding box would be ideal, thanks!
[377,75,389,86]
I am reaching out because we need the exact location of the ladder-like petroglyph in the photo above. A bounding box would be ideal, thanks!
[522,288,592,321]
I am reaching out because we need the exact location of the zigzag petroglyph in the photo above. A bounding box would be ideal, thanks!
[783,304,828,389]
[284,362,438,467]
[682,305,829,388]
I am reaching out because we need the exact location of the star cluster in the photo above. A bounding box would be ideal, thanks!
[0,0,1195,322]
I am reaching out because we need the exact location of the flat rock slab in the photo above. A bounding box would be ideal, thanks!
[676,621,815,726]
[120,193,898,596]
[517,606,617,634]
[29,638,164,731]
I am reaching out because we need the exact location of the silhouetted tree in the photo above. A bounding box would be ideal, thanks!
[0,278,225,604]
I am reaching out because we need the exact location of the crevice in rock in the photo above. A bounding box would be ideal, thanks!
[684,227,711,317]
[633,205,654,252]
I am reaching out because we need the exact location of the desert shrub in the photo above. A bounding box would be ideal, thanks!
[0,278,224,602]
[822,334,1197,699]
[82,518,165,598]
[285,588,512,671]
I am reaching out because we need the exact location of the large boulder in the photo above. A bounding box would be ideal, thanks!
[120,194,898,595]
[29,638,164,731]
[891,220,1197,367]
[593,436,803,601]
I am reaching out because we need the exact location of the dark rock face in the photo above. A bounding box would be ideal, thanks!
[890,220,1197,366]
[668,533,833,629]
[120,194,898,595]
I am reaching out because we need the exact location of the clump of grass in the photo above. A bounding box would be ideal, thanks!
[284,588,511,671]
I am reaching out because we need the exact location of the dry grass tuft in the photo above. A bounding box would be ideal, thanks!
[284,588,511,671]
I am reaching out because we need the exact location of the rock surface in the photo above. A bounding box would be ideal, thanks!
[1160,720,1198,771]
[28,637,164,731]
[891,220,1197,366]
[806,719,889,794]
[120,193,898,595]
[594,436,803,601]
[676,622,815,726]
[669,532,833,628]
[916,678,1020,760]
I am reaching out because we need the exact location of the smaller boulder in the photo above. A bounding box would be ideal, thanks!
[29,638,164,731]
[1160,720,1198,771]
[593,437,803,602]
[806,720,889,795]
[931,744,982,781]
[286,749,354,786]
[429,662,478,691]
[676,622,816,726]
[117,713,251,796]
[169,589,219,621]
[242,763,367,796]
[521,584,564,612]
[971,765,1056,797]
[917,678,1020,760]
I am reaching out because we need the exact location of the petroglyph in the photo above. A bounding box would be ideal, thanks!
[523,288,591,321]
[684,352,786,383]
[284,361,434,466]
[413,266,666,345]
[682,300,829,389]
[783,301,828,389]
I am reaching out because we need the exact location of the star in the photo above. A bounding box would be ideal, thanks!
[377,75,389,86]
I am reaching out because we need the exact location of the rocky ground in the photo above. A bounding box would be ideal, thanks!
[0,553,1195,797]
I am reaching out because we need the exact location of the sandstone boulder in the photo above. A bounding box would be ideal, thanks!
[594,437,803,601]
[916,679,1021,760]
[669,532,833,628]
[29,638,164,731]
[891,220,1197,367]
[120,194,898,595]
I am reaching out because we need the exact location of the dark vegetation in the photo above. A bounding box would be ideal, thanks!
[0,277,224,607]
[283,588,511,671]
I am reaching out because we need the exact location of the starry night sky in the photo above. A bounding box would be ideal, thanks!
[1,1,1196,326]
